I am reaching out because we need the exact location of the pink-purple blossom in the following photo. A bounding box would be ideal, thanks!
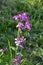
[13,14,21,20]
[15,36,26,47]
[16,22,32,31]
[25,22,32,31]
[16,22,26,30]
[21,13,29,22]
[13,57,22,64]
[13,15,19,20]
[13,13,32,31]
[13,13,29,22]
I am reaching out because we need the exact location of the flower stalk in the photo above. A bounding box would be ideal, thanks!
[13,13,32,64]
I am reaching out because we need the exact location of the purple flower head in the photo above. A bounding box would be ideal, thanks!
[16,22,26,30]
[0,49,3,52]
[13,13,30,22]
[15,36,26,47]
[18,14,22,19]
[13,13,32,31]
[13,14,22,20]
[21,13,29,22]
[22,13,27,17]
[13,15,19,20]
[25,22,32,31]
[13,57,22,64]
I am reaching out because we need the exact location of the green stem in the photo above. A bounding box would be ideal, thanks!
[16,46,18,56]
[8,39,12,65]
[17,28,22,38]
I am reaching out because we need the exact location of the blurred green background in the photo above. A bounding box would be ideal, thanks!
[0,0,43,65]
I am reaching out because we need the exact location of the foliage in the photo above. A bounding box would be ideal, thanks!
[0,0,43,65]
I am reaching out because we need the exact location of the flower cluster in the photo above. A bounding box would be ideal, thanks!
[13,57,22,64]
[16,22,26,30]
[13,13,32,64]
[13,13,29,22]
[15,36,26,47]
[13,13,32,31]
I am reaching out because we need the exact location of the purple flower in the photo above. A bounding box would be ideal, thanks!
[13,15,19,20]
[21,13,29,22]
[18,14,22,19]
[13,57,22,64]
[13,13,32,31]
[0,49,3,52]
[16,22,26,30]
[13,13,29,22]
[25,22,32,31]
[15,36,26,47]
[13,14,22,20]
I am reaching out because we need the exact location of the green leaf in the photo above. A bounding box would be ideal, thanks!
[36,62,43,65]
[10,46,15,51]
